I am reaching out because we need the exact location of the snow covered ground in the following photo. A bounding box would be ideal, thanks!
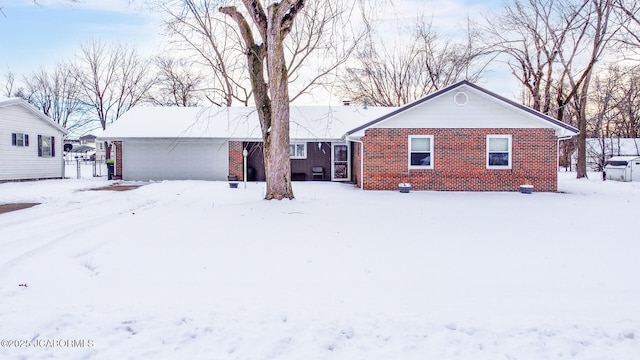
[1,170,638,359]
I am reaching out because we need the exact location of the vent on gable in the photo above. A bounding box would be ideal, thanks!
[454,91,468,106]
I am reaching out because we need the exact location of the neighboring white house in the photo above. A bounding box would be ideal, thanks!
[0,98,68,181]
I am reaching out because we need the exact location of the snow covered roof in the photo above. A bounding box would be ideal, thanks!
[69,144,96,153]
[606,155,640,162]
[97,105,393,141]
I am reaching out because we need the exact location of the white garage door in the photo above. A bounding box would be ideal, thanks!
[122,140,228,181]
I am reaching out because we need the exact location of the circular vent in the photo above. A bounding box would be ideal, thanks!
[454,91,468,106]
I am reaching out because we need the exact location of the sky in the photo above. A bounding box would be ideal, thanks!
[0,0,517,103]
[0,0,159,77]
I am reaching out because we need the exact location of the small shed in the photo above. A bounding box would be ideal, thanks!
[604,156,640,182]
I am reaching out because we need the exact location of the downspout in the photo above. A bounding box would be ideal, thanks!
[347,137,364,190]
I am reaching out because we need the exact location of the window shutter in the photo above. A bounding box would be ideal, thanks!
[12,133,16,146]
[51,136,55,157]
[38,135,42,157]
[25,134,29,147]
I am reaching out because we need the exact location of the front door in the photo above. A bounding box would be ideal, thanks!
[331,143,350,181]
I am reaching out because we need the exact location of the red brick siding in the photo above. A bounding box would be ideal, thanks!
[228,141,244,181]
[114,141,123,177]
[361,128,557,191]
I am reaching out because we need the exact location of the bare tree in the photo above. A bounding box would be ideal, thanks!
[483,0,621,178]
[591,66,640,138]
[341,15,490,107]
[2,70,16,97]
[156,0,366,108]
[479,0,568,115]
[557,0,619,178]
[22,64,87,132]
[281,0,368,103]
[613,0,640,53]
[613,70,640,138]
[70,39,153,159]
[220,0,305,200]
[71,39,153,132]
[153,0,250,106]
[149,56,204,106]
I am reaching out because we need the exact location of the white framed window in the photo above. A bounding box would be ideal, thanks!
[487,135,512,169]
[408,135,434,169]
[289,143,307,159]
[11,133,29,147]
[38,135,55,158]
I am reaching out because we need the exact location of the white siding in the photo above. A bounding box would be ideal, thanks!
[373,87,549,129]
[0,104,65,181]
[122,139,228,181]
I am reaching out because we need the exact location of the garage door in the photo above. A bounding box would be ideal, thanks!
[122,140,228,181]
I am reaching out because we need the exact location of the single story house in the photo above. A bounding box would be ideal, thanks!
[0,97,67,181]
[97,81,579,192]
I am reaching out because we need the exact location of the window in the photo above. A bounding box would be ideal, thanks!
[11,133,29,147]
[38,135,56,158]
[487,135,511,169]
[289,143,307,159]
[409,135,434,169]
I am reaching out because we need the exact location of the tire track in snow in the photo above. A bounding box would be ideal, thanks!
[0,192,158,288]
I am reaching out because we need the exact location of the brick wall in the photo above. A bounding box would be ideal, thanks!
[114,141,123,177]
[361,128,558,191]
[228,141,244,181]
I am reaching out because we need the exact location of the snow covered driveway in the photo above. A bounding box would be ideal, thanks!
[1,173,638,359]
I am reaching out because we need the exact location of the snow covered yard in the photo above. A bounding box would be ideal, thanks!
[0,172,638,359]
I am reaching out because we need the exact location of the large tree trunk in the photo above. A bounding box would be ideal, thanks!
[576,73,593,179]
[576,119,588,178]
[263,4,293,199]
